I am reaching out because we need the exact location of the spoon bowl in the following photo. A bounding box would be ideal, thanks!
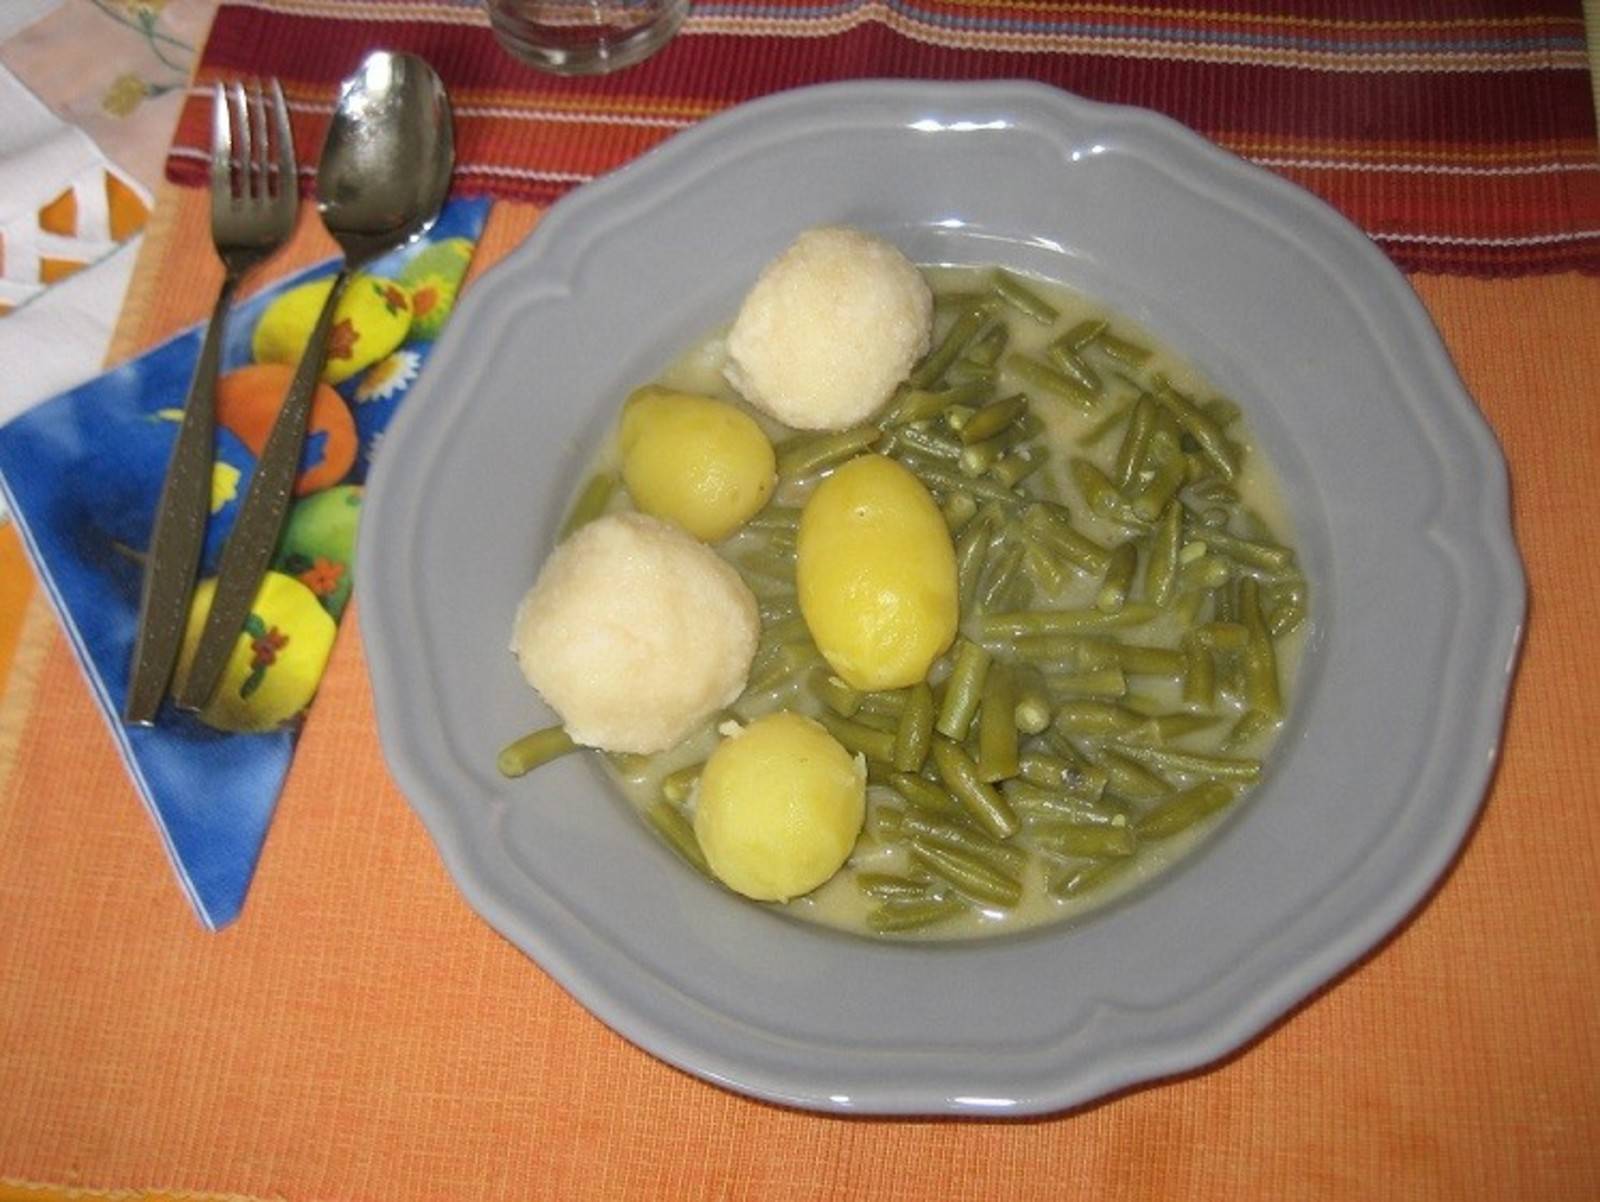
[319,51,455,266]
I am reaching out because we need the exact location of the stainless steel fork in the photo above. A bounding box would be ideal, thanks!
[124,80,298,725]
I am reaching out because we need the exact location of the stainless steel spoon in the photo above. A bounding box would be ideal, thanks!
[177,50,453,713]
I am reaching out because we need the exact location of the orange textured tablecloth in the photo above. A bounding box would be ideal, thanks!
[0,182,1597,1199]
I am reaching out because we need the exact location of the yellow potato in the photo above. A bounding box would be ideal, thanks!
[693,711,865,902]
[618,387,776,542]
[796,455,958,690]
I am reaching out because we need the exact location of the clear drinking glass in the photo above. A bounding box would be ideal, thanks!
[487,0,688,75]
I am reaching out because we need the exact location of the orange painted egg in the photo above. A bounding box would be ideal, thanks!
[215,363,356,495]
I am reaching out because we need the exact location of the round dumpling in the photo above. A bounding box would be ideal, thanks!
[693,711,866,902]
[724,227,932,431]
[511,512,758,753]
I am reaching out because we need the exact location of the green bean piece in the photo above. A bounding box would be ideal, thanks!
[1113,742,1262,782]
[990,448,1044,490]
[959,436,1005,478]
[1135,781,1241,840]
[976,664,1020,782]
[1012,666,1054,734]
[1006,354,1096,412]
[1143,502,1183,608]
[1095,748,1173,799]
[934,289,999,316]
[963,321,1011,367]
[1046,343,1104,397]
[955,507,1000,610]
[1046,667,1128,698]
[892,423,963,462]
[991,269,1060,324]
[1268,596,1308,639]
[910,840,1023,909]
[1017,752,1072,789]
[747,641,823,694]
[1211,580,1238,624]
[866,803,905,841]
[1055,318,1108,351]
[1096,329,1154,367]
[1174,588,1208,627]
[894,454,1021,505]
[816,710,897,764]
[1021,502,1113,574]
[775,425,882,482]
[1150,713,1221,742]
[1076,402,1132,448]
[1197,618,1248,650]
[856,872,935,900]
[976,542,1026,612]
[1049,856,1137,900]
[1096,541,1139,613]
[1053,699,1149,738]
[645,800,710,874]
[935,639,992,739]
[606,751,651,780]
[1020,536,1068,595]
[1007,781,1123,822]
[497,725,579,778]
[858,688,909,718]
[1239,577,1284,719]
[943,403,976,432]
[746,505,801,532]
[901,811,1029,875]
[560,471,618,539]
[1130,437,1187,522]
[867,895,969,933]
[1224,709,1279,750]
[911,307,987,388]
[959,394,1029,444]
[1070,459,1146,528]
[941,490,979,533]
[851,709,900,734]
[1032,819,1137,859]
[979,604,1159,639]
[1181,634,1217,711]
[1195,527,1296,574]
[1153,380,1239,481]
[893,682,936,772]
[660,762,703,805]
[945,361,997,389]
[813,671,862,718]
[1102,640,1187,678]
[889,771,962,816]
[760,613,811,647]
[1113,395,1157,490]
[930,738,1020,840]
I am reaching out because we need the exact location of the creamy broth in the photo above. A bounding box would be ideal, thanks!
[595,267,1308,939]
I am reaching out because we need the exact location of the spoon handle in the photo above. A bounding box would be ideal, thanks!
[177,268,351,713]
[124,271,239,724]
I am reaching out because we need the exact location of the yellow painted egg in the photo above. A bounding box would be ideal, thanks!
[618,387,776,542]
[797,454,958,690]
[173,571,338,732]
[252,275,412,385]
[693,711,865,902]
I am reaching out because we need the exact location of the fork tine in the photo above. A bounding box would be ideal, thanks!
[249,79,269,199]
[268,78,295,203]
[229,82,250,199]
[209,83,231,197]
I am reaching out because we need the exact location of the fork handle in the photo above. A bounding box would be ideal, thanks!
[124,272,240,724]
[176,268,351,714]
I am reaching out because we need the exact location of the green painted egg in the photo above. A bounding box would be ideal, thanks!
[274,484,362,617]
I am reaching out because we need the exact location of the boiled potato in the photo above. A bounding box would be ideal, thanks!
[693,711,865,902]
[796,455,958,690]
[618,387,776,542]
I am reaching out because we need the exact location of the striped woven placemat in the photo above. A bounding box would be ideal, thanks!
[164,0,1600,276]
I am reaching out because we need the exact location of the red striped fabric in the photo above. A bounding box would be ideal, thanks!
[166,0,1600,276]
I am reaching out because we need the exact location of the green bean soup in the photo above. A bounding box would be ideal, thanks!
[556,266,1309,939]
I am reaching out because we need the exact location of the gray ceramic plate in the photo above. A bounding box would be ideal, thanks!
[358,81,1523,1115]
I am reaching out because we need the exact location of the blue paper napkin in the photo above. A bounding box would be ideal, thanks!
[0,196,491,928]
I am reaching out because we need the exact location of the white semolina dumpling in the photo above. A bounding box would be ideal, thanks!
[724,226,933,430]
[511,512,759,754]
